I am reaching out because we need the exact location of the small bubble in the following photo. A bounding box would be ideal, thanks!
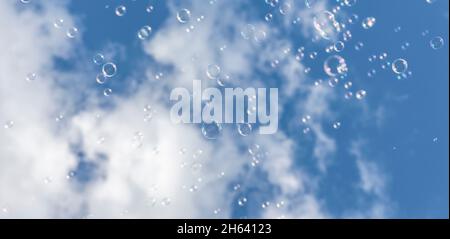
[201,122,222,139]
[137,25,152,40]
[355,90,367,100]
[66,27,78,38]
[115,5,127,17]
[237,123,252,136]
[237,197,248,206]
[103,88,113,97]
[102,62,117,77]
[4,121,14,129]
[362,17,376,29]
[392,58,408,74]
[177,9,191,23]
[430,36,444,50]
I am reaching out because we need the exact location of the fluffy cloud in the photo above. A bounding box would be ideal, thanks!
[0,0,390,219]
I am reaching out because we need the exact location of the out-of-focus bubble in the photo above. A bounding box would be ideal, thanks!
[4,121,14,129]
[26,72,37,81]
[328,78,339,87]
[66,27,78,38]
[146,5,154,13]
[206,64,221,79]
[265,0,279,7]
[177,9,191,23]
[237,197,248,206]
[324,55,348,76]
[313,11,341,40]
[96,73,108,84]
[392,58,408,74]
[265,13,273,22]
[362,17,376,29]
[237,123,252,136]
[137,25,152,40]
[344,0,357,6]
[102,62,117,77]
[332,121,341,129]
[53,19,64,28]
[93,53,105,65]
[241,24,256,40]
[115,5,127,16]
[279,2,291,15]
[103,88,113,96]
[201,122,222,139]
[430,36,444,50]
[334,41,345,52]
[355,90,367,100]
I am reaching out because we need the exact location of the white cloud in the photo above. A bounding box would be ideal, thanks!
[0,0,391,219]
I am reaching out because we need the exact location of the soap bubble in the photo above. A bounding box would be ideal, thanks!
[355,90,367,100]
[102,62,117,77]
[324,55,348,76]
[177,9,191,23]
[201,122,222,139]
[362,17,376,29]
[392,58,408,74]
[26,72,37,81]
[206,64,221,79]
[96,73,108,84]
[103,88,113,96]
[93,53,105,65]
[137,25,152,40]
[66,27,78,38]
[115,5,127,16]
[313,11,341,40]
[430,36,444,50]
[237,123,252,136]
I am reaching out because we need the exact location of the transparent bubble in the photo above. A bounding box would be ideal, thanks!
[161,197,171,206]
[201,122,222,139]
[115,5,127,17]
[137,25,152,40]
[93,53,105,65]
[96,73,108,84]
[332,121,341,129]
[355,90,367,100]
[328,78,339,87]
[237,123,252,136]
[265,13,273,22]
[53,19,64,29]
[324,55,348,76]
[206,64,221,79]
[430,36,444,50]
[254,30,267,43]
[237,197,248,206]
[279,2,291,15]
[313,11,341,40]
[334,41,345,52]
[344,81,353,89]
[344,0,357,6]
[20,0,31,4]
[177,9,191,23]
[301,115,312,124]
[362,17,376,29]
[102,62,117,77]
[344,91,353,99]
[309,52,318,59]
[265,0,279,7]
[103,88,113,97]
[66,27,78,38]
[4,121,14,129]
[26,72,37,81]
[146,5,154,13]
[241,24,255,40]
[392,58,408,74]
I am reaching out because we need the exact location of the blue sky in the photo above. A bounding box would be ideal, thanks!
[0,0,448,219]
